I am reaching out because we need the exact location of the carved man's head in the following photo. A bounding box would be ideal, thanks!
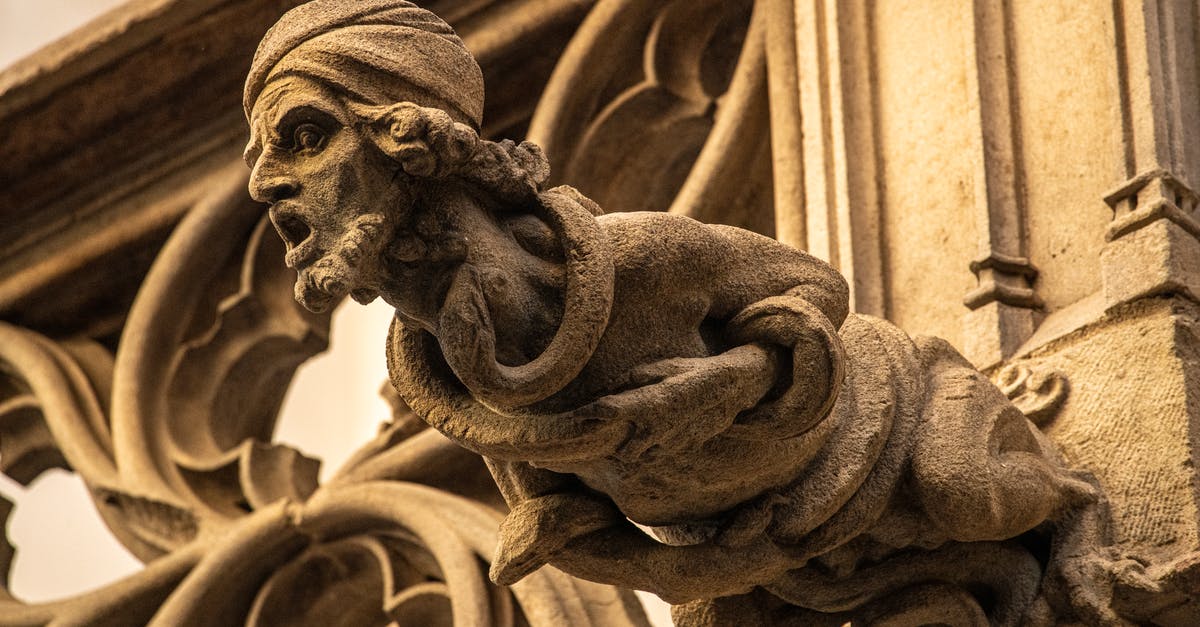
[242,0,488,312]
[246,0,613,409]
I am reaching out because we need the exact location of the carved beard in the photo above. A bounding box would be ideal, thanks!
[295,212,389,313]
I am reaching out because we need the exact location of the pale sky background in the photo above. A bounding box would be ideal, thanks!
[0,1,671,623]
[0,0,127,68]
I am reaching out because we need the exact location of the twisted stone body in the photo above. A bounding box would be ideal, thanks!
[242,2,1131,624]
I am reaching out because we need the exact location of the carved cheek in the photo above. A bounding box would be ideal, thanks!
[319,145,376,208]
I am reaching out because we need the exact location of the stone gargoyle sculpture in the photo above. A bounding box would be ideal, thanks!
[243,2,1143,625]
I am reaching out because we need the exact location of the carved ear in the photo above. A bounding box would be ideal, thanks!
[357,102,480,178]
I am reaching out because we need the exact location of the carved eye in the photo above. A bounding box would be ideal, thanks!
[292,123,326,153]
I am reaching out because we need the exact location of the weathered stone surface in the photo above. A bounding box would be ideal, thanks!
[1012,297,1200,623]
[0,0,590,341]
[0,1,650,625]
[7,0,1200,625]
[240,2,1194,623]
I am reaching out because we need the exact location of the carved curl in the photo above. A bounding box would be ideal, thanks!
[351,101,552,201]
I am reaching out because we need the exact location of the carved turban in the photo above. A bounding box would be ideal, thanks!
[244,0,485,129]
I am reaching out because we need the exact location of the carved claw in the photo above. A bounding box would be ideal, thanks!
[1109,551,1200,624]
[490,493,624,585]
[1055,551,1147,626]
[598,345,780,460]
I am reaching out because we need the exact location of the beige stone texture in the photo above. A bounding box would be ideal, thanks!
[1010,0,1123,312]
[1014,297,1200,623]
[1034,298,1199,555]
[3,0,1200,625]
[871,0,979,347]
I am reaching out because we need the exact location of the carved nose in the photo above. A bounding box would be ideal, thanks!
[248,156,300,204]
[250,175,299,204]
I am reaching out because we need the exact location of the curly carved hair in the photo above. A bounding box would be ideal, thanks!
[348,101,551,205]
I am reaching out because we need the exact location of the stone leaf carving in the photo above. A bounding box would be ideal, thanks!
[0,164,647,626]
[528,0,773,235]
[242,2,1152,624]
[994,362,1070,427]
[102,165,329,558]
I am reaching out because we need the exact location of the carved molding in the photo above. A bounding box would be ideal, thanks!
[957,0,1041,368]
[1104,168,1200,243]
[785,0,886,318]
[1100,169,1200,309]
[1100,2,1200,310]
[964,253,1041,310]
[529,0,774,236]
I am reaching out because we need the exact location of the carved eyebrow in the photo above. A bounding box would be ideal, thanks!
[243,137,262,169]
[244,116,264,167]
[242,104,337,167]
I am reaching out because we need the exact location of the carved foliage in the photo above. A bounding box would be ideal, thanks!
[994,362,1069,427]
[528,0,773,233]
[0,169,646,627]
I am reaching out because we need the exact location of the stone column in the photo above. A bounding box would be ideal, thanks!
[780,2,1200,620]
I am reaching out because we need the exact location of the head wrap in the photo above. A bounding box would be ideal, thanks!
[244,0,484,128]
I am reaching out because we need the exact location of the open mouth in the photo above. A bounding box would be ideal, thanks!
[275,208,391,314]
[273,210,310,247]
[270,202,322,270]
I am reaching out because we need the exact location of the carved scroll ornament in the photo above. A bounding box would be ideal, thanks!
[241,2,1162,625]
[0,160,646,625]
